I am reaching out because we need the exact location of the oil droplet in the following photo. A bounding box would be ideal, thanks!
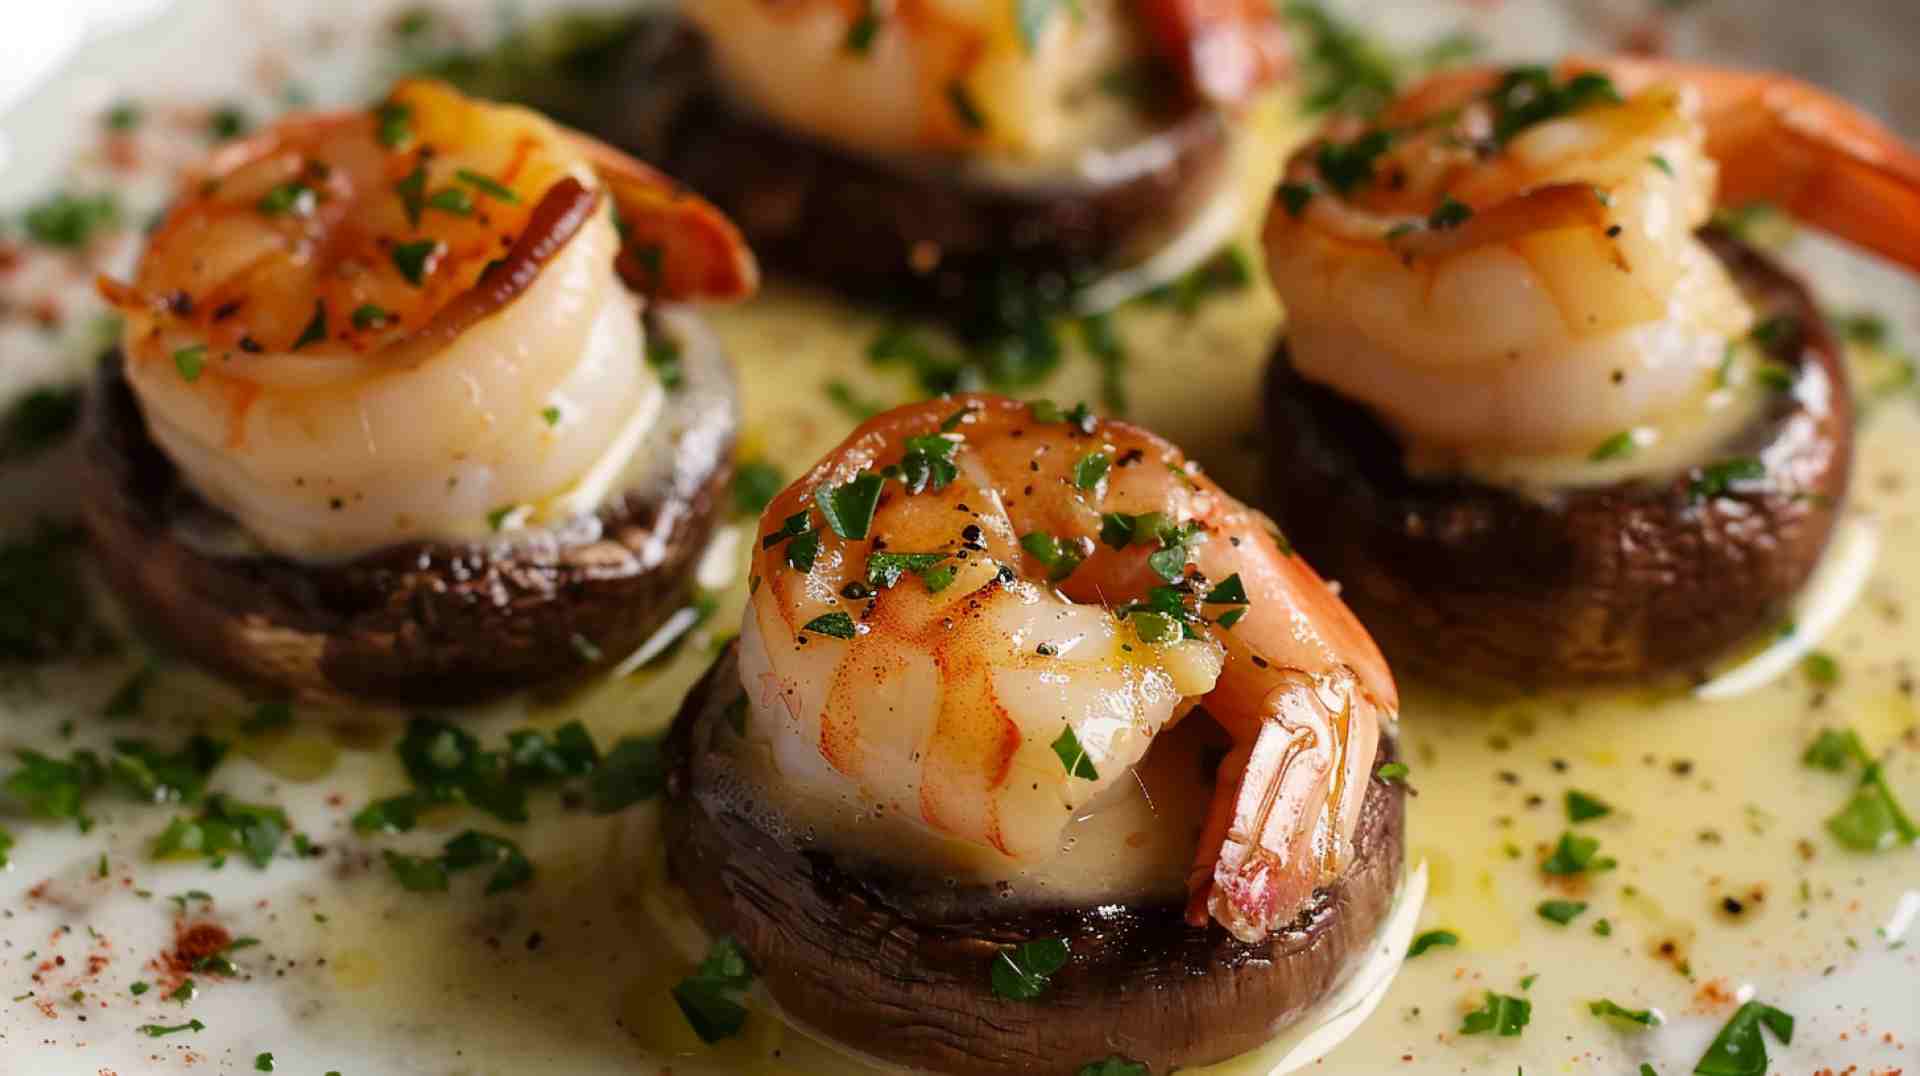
[241,732,340,782]
[331,948,381,990]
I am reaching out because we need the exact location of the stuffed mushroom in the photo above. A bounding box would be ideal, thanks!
[663,394,1415,1074]
[1258,58,1920,687]
[84,79,757,705]
[589,0,1288,326]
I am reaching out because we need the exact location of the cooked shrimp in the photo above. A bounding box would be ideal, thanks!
[1264,59,1920,462]
[683,0,1289,159]
[101,79,754,561]
[736,394,1396,942]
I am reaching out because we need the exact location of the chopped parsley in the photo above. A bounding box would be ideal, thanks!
[426,186,474,216]
[384,830,532,894]
[173,345,207,383]
[587,736,666,814]
[1485,67,1622,145]
[1073,452,1110,491]
[1649,154,1674,176]
[762,511,819,572]
[1204,574,1249,605]
[1689,457,1766,501]
[1541,831,1616,875]
[1588,999,1660,1028]
[1407,929,1458,958]
[1375,762,1410,783]
[947,81,986,131]
[1428,196,1474,230]
[1459,990,1531,1036]
[257,182,316,217]
[1537,899,1588,926]
[818,473,885,540]
[390,239,442,286]
[1566,789,1612,823]
[152,796,302,869]
[1803,727,1869,771]
[673,937,754,1043]
[1140,247,1254,313]
[647,336,684,390]
[138,1018,206,1038]
[1692,1001,1793,1076]
[866,552,948,590]
[900,434,960,494]
[208,104,249,141]
[1590,430,1637,462]
[731,460,784,517]
[1020,531,1085,582]
[22,191,119,248]
[455,168,520,203]
[291,301,328,350]
[540,405,561,427]
[1802,650,1840,687]
[1315,130,1395,194]
[845,5,881,53]
[104,101,142,131]
[1050,726,1099,781]
[376,101,413,148]
[1279,182,1316,218]
[1077,314,1129,415]
[1828,762,1919,852]
[1076,1060,1148,1076]
[801,612,857,640]
[255,1052,276,1072]
[352,304,392,331]
[990,937,1069,1000]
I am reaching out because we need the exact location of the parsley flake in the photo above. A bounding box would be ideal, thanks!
[673,937,754,1043]
[990,937,1069,1000]
[819,473,885,540]
[1407,929,1458,958]
[802,612,857,640]
[1051,726,1099,781]
[1459,991,1531,1036]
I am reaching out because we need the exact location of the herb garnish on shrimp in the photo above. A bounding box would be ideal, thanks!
[738,394,1396,941]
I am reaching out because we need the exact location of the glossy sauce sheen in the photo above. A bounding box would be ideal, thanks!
[0,2,1915,1074]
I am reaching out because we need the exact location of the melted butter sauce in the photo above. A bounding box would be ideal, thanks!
[1,4,1917,1074]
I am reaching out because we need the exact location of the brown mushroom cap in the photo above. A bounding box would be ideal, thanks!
[81,307,735,707]
[571,16,1233,328]
[663,645,1408,1076]
[1260,230,1853,689]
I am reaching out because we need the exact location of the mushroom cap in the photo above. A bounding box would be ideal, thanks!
[570,15,1234,330]
[81,307,735,707]
[663,645,1409,1076]
[1260,230,1853,689]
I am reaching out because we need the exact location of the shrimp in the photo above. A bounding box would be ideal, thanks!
[682,0,1289,160]
[1264,58,1920,463]
[100,78,754,561]
[737,394,1396,943]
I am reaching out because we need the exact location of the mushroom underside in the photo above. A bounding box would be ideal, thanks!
[663,645,1408,1076]
[82,307,736,707]
[1260,229,1853,689]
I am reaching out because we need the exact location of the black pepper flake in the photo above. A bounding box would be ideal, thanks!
[237,336,263,353]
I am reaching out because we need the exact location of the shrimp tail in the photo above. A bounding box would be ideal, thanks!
[1186,685,1335,944]
[1567,55,1920,274]
[563,132,759,302]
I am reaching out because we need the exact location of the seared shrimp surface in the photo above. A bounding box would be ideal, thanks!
[104,79,753,560]
[684,0,1289,160]
[1265,59,1920,465]
[738,395,1396,942]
